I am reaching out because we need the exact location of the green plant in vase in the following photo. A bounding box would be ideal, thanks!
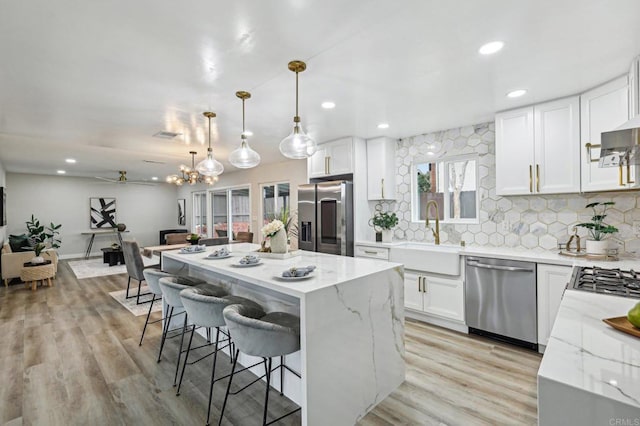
[576,202,618,255]
[371,211,398,243]
[186,233,200,245]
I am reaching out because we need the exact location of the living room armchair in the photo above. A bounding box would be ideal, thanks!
[1,243,59,287]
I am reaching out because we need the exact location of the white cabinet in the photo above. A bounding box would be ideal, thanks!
[366,137,396,201]
[537,264,572,348]
[403,270,464,322]
[495,96,580,196]
[307,137,353,178]
[580,75,633,192]
[630,56,639,118]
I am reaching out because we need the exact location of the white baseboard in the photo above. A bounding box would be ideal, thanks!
[405,309,469,334]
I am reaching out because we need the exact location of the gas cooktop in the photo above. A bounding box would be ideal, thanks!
[570,266,640,298]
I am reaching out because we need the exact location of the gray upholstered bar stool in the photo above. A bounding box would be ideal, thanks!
[158,276,227,387]
[219,304,302,426]
[178,288,265,425]
[139,270,206,346]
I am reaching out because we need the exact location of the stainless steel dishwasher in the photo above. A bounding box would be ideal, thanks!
[465,256,537,350]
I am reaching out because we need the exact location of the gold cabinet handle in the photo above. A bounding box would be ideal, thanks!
[422,277,427,293]
[585,143,601,163]
[536,164,540,193]
[324,156,329,175]
[381,178,385,199]
[619,165,624,186]
[364,250,377,255]
[627,164,635,184]
[529,165,533,193]
[417,276,421,292]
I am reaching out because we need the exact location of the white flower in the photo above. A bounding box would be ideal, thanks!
[261,219,284,237]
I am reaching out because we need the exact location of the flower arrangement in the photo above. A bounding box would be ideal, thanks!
[261,219,284,238]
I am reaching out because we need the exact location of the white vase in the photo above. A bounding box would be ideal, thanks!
[381,229,393,243]
[270,228,288,254]
[586,239,609,255]
[31,256,45,264]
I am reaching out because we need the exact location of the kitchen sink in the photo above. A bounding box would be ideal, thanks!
[390,242,461,275]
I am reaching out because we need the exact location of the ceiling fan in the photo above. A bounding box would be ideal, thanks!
[94,171,156,186]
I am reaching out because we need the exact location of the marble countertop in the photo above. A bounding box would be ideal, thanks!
[355,240,640,269]
[162,243,402,298]
[538,290,640,409]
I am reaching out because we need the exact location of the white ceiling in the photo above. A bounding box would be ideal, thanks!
[1,0,639,181]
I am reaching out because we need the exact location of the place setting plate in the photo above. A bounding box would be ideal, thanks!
[204,253,232,260]
[274,265,316,281]
[231,260,262,267]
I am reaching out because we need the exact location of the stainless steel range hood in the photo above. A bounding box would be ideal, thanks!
[599,115,640,167]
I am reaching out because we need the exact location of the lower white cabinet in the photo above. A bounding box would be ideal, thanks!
[404,270,464,322]
[354,244,389,260]
[537,264,573,348]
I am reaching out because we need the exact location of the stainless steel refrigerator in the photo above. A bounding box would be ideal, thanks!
[298,181,354,256]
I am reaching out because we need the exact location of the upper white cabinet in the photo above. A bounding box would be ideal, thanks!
[366,137,396,201]
[537,264,572,349]
[307,137,354,178]
[580,75,633,192]
[630,56,639,118]
[496,96,580,196]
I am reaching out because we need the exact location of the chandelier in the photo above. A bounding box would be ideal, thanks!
[166,151,218,186]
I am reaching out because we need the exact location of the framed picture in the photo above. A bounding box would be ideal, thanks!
[90,197,117,229]
[0,187,6,226]
[178,198,186,225]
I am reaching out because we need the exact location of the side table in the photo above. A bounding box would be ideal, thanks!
[21,260,55,291]
[101,247,125,266]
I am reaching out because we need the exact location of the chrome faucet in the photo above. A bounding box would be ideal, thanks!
[425,200,440,245]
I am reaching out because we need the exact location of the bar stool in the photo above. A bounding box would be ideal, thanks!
[139,269,173,346]
[158,276,227,387]
[178,287,265,425]
[219,304,301,426]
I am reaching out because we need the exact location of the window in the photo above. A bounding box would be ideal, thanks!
[262,182,290,225]
[193,191,207,234]
[209,186,251,240]
[412,156,478,223]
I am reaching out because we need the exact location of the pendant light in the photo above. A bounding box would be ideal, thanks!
[229,91,261,168]
[279,60,317,159]
[195,111,224,177]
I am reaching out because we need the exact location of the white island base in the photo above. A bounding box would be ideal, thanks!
[162,244,405,426]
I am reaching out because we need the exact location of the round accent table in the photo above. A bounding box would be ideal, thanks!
[21,260,55,291]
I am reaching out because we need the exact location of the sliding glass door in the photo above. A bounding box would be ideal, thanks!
[209,186,251,240]
[262,182,290,225]
[193,191,207,235]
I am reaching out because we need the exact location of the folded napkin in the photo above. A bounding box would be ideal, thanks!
[239,255,260,265]
[208,247,229,258]
[181,244,206,253]
[282,265,316,277]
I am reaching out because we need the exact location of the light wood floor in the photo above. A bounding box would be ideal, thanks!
[0,260,541,426]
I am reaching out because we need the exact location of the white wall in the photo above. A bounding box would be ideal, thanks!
[0,160,6,245]
[177,159,307,243]
[6,173,179,257]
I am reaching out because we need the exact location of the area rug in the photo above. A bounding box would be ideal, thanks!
[108,287,162,316]
[68,256,160,279]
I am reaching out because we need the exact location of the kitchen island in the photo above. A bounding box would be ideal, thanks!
[538,290,640,425]
[161,243,405,426]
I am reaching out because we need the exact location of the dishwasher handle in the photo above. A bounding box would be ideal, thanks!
[467,261,533,273]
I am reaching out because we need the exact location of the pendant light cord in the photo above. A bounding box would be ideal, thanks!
[295,71,299,119]
[207,116,212,151]
[242,98,246,133]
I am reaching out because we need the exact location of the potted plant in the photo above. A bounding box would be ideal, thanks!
[31,242,47,264]
[186,233,200,245]
[371,211,399,243]
[26,214,62,249]
[576,202,618,255]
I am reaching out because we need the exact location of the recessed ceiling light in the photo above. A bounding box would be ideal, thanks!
[321,101,336,109]
[65,158,76,164]
[507,89,527,98]
[377,123,390,129]
[242,130,253,137]
[57,170,66,174]
[479,41,504,55]
[151,176,158,181]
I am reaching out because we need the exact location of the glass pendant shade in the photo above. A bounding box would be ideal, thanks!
[279,122,317,159]
[229,139,260,168]
[195,150,224,176]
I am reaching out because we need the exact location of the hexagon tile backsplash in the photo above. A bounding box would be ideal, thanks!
[390,122,640,255]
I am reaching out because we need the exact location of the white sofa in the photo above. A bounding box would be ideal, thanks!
[1,243,59,286]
